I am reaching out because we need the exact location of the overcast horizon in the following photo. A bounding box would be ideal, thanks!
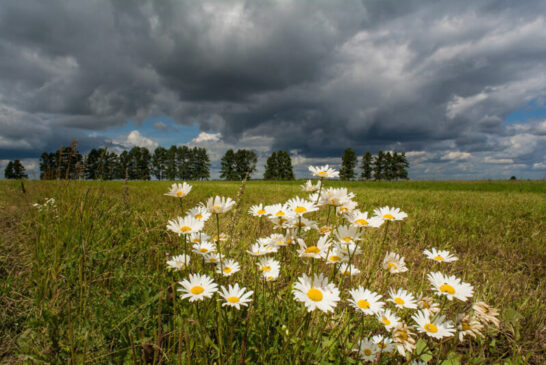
[1,0,545,180]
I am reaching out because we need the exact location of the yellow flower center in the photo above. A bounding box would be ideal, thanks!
[295,206,307,213]
[377,343,386,349]
[440,284,455,295]
[209,258,217,262]
[307,288,323,301]
[180,226,192,232]
[267,276,274,280]
[343,237,352,242]
[421,301,430,309]
[257,209,266,215]
[213,205,221,211]
[343,270,351,275]
[383,213,394,220]
[363,349,372,356]
[357,299,370,309]
[195,214,203,219]
[304,246,320,254]
[394,297,405,305]
[396,330,408,341]
[387,262,397,270]
[382,317,391,326]
[190,286,204,294]
[318,171,328,176]
[434,255,444,261]
[176,191,183,197]
[223,267,232,274]
[199,248,208,253]
[329,256,341,262]
[261,266,271,271]
[462,322,470,331]
[424,323,438,333]
[275,211,285,216]
[227,296,239,303]
[355,219,368,226]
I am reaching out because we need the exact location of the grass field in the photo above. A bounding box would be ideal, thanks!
[1,179,545,364]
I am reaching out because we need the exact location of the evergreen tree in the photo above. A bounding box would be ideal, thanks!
[39,153,56,180]
[384,152,393,181]
[152,147,168,180]
[394,152,409,180]
[85,148,101,180]
[102,150,118,180]
[360,152,373,180]
[117,151,130,179]
[339,148,357,181]
[55,143,83,180]
[165,146,178,180]
[234,149,257,180]
[192,147,210,180]
[263,151,278,180]
[220,149,237,180]
[177,145,192,180]
[373,150,385,181]
[277,151,295,180]
[4,161,14,179]
[12,160,28,179]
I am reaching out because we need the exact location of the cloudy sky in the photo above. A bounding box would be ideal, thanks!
[1,0,545,179]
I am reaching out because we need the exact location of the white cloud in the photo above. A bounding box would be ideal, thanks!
[532,162,546,169]
[441,151,472,161]
[191,131,221,143]
[112,130,158,151]
[484,157,513,164]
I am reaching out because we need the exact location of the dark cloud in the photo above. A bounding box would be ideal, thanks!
[0,0,545,178]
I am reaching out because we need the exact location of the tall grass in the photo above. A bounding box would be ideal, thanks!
[0,179,544,364]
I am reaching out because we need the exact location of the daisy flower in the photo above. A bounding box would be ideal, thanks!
[177,274,218,302]
[217,259,240,277]
[192,241,216,255]
[412,310,455,339]
[428,272,474,302]
[256,257,280,274]
[392,323,416,357]
[187,205,211,222]
[206,196,236,214]
[337,199,358,214]
[301,179,321,192]
[456,313,484,341]
[373,206,408,221]
[339,263,361,276]
[334,224,361,244]
[377,309,401,330]
[265,203,290,218]
[354,338,376,361]
[325,248,347,264]
[263,267,280,281]
[417,296,440,315]
[423,248,458,263]
[367,216,385,228]
[219,283,253,310]
[388,288,418,310]
[167,216,204,235]
[246,241,278,256]
[339,242,362,256]
[372,335,395,354]
[318,225,332,235]
[472,301,500,328]
[165,182,192,198]
[348,287,385,315]
[166,254,190,271]
[293,273,340,313]
[248,203,267,217]
[382,252,408,273]
[344,210,371,228]
[309,165,339,178]
[268,234,289,247]
[288,216,318,231]
[286,197,318,216]
[204,253,224,264]
[321,188,355,207]
[188,232,211,244]
[297,236,331,259]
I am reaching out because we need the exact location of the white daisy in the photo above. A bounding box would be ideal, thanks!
[320,188,355,207]
[301,179,321,192]
[287,216,318,231]
[187,206,211,222]
[371,335,395,354]
[377,309,401,330]
[373,206,408,221]
[206,196,236,214]
[204,253,224,264]
[367,216,385,228]
[338,263,361,277]
[246,242,278,256]
[165,182,192,198]
[423,248,458,263]
[166,216,204,235]
[177,274,218,302]
[428,272,474,302]
[268,234,289,247]
[297,236,331,259]
[388,288,418,310]
[192,241,216,255]
[472,301,500,328]
[354,338,376,361]
[392,323,416,357]
[188,232,211,244]
[286,197,318,216]
[248,203,267,217]
[412,310,455,339]
[339,242,362,256]
[334,224,362,244]
[264,203,290,218]
[348,287,385,315]
[337,199,358,214]
[293,273,340,313]
[309,165,339,178]
[382,252,408,274]
[344,210,371,228]
[219,283,253,310]
[216,259,240,277]
[325,247,348,264]
[456,313,484,341]
[166,254,190,271]
[256,257,280,274]
[417,296,440,315]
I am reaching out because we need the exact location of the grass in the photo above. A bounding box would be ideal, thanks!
[1,179,545,364]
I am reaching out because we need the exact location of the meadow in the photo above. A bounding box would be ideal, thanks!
[1,178,545,364]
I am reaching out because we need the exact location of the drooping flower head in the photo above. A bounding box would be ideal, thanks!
[301,179,321,192]
[382,252,408,273]
[456,313,484,341]
[472,301,500,327]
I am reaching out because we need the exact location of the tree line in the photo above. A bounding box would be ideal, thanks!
[340,148,409,181]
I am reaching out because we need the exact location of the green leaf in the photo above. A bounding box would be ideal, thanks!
[416,338,432,362]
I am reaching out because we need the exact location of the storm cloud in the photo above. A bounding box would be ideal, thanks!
[0,0,545,178]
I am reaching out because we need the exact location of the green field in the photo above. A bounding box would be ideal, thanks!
[1,180,545,364]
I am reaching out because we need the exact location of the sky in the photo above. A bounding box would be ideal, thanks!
[0,0,545,180]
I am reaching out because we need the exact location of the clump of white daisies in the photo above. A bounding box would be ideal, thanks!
[162,165,500,362]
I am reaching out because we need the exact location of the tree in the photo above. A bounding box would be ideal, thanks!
[40,153,56,180]
[384,152,394,181]
[234,149,257,180]
[152,147,168,180]
[263,150,294,180]
[177,146,192,180]
[360,152,373,180]
[164,146,178,180]
[394,152,409,180]
[191,147,210,180]
[5,160,28,179]
[220,149,237,180]
[340,148,357,181]
[263,151,278,180]
[373,150,385,181]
